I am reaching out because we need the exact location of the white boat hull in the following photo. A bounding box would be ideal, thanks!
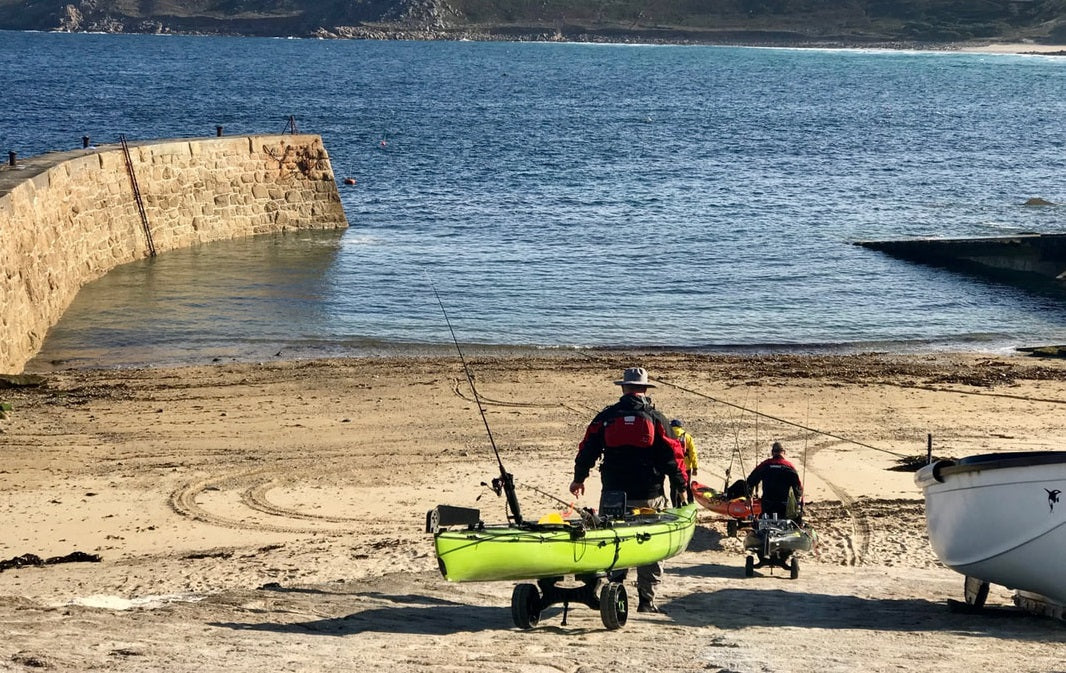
[915,451,1066,604]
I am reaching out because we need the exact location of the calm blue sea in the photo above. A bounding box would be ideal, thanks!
[3,31,1066,369]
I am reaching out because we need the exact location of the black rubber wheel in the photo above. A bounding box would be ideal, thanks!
[727,519,738,538]
[744,555,755,578]
[964,576,989,608]
[511,583,541,629]
[599,581,629,630]
[789,557,800,580]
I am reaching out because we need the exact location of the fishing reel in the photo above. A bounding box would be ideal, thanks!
[478,476,509,499]
[490,476,506,497]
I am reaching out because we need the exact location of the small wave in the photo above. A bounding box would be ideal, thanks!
[340,234,382,247]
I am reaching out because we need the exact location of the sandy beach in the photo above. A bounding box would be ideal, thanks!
[953,41,1066,55]
[0,351,1064,671]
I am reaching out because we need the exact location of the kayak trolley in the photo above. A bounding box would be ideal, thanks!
[512,573,629,630]
[743,516,813,580]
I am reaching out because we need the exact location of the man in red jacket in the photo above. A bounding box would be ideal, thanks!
[569,366,688,614]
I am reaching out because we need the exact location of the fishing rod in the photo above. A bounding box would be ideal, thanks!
[518,482,572,511]
[427,277,524,526]
[518,483,599,527]
[654,377,908,459]
[725,411,747,490]
[798,398,810,516]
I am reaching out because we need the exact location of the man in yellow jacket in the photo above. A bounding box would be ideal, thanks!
[669,419,699,506]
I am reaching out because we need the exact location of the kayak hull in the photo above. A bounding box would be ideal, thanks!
[433,504,699,582]
[744,520,815,557]
[691,481,761,519]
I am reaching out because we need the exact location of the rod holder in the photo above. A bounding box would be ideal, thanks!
[7,151,15,167]
[82,136,90,148]
[216,125,223,137]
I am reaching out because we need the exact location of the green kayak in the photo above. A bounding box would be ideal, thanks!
[431,503,699,582]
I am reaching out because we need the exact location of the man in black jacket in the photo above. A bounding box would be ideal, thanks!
[746,441,803,520]
[569,366,688,614]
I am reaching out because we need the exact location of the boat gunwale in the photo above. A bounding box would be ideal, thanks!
[434,504,698,542]
[934,450,1066,480]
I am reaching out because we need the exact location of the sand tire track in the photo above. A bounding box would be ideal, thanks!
[803,440,871,566]
[169,470,351,534]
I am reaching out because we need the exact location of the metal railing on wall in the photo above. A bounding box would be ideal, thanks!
[118,134,156,257]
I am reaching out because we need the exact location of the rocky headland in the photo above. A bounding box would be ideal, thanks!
[1,0,1065,49]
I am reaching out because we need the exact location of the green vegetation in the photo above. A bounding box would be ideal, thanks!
[0,0,1063,45]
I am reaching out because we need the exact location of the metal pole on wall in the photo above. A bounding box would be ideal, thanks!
[83,136,90,148]
[118,134,157,258]
[8,151,15,167]
[216,126,223,137]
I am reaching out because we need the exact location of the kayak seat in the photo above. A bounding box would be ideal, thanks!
[725,479,749,499]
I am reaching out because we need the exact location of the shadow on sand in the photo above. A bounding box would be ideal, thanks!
[663,588,1061,640]
[210,584,1061,640]
[686,524,728,553]
[211,591,512,636]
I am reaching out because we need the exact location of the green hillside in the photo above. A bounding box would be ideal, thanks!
[0,0,1064,45]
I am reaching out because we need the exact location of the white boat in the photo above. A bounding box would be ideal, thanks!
[915,451,1066,610]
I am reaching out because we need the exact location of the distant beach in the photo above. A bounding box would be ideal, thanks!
[953,41,1066,55]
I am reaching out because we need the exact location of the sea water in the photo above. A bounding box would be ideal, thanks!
[2,32,1066,369]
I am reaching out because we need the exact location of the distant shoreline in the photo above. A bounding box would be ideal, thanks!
[25,338,1064,374]
[12,27,1066,55]
[314,28,1066,55]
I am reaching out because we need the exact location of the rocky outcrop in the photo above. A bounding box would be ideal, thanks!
[56,3,82,31]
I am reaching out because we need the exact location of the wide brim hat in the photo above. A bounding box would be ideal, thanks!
[614,367,657,388]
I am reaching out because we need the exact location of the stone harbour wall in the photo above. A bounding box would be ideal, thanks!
[0,134,348,374]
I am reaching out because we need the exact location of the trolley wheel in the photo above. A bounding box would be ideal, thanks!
[727,519,738,537]
[789,557,800,580]
[964,576,989,608]
[599,581,629,630]
[511,583,541,629]
[744,555,755,578]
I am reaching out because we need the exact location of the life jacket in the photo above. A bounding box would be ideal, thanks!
[580,395,686,499]
[603,411,656,449]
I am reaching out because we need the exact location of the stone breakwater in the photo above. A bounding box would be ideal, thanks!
[0,134,348,374]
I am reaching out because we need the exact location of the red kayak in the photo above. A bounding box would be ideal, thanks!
[691,481,761,519]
